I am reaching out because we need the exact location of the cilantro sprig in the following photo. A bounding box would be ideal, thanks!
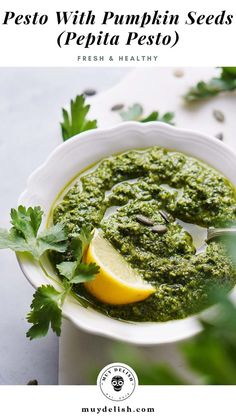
[26,227,99,340]
[61,94,97,141]
[0,206,99,340]
[26,285,65,339]
[56,227,99,286]
[184,67,236,103]
[119,103,175,125]
[0,206,67,260]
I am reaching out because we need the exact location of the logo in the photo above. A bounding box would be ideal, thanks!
[97,362,138,401]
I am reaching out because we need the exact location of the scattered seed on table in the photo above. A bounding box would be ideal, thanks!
[215,133,224,141]
[111,103,124,111]
[213,109,225,123]
[83,88,97,96]
[173,68,184,78]
[27,379,38,385]
[151,225,168,234]
[136,215,154,226]
[159,210,171,223]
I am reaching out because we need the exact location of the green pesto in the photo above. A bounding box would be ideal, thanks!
[53,147,236,322]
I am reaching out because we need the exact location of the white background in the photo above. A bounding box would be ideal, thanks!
[1,386,235,418]
[0,0,235,66]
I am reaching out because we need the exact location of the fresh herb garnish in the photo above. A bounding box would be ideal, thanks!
[27,226,99,340]
[140,111,175,124]
[58,261,99,284]
[119,103,143,121]
[56,227,99,284]
[26,284,65,339]
[119,103,175,125]
[0,207,99,340]
[0,206,67,260]
[184,67,236,103]
[61,94,97,141]
[26,226,99,340]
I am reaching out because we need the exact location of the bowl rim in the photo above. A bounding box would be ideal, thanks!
[18,121,236,345]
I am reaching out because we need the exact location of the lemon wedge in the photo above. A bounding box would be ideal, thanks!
[84,230,155,305]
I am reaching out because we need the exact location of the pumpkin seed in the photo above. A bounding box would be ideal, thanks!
[136,215,154,226]
[83,88,97,96]
[173,68,184,78]
[159,210,171,223]
[151,225,168,234]
[111,103,124,111]
[213,109,225,123]
[27,379,38,385]
[215,132,224,141]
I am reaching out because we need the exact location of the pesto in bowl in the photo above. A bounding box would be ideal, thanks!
[52,146,236,322]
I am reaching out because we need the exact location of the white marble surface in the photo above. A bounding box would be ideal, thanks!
[0,67,130,384]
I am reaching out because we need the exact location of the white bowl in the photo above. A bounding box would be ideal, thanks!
[18,121,236,345]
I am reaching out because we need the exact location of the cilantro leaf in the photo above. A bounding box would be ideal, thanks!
[37,223,68,255]
[73,226,93,257]
[0,228,31,252]
[26,206,43,236]
[57,261,99,284]
[57,261,77,281]
[63,227,93,264]
[56,227,99,284]
[119,104,143,121]
[0,206,68,260]
[140,111,175,124]
[139,111,159,123]
[70,263,100,284]
[11,206,43,240]
[26,285,63,340]
[61,95,97,141]
[221,67,236,78]
[184,67,236,102]
[119,103,175,125]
